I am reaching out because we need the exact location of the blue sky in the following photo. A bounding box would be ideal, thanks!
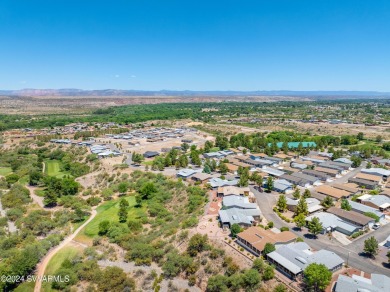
[1,0,389,91]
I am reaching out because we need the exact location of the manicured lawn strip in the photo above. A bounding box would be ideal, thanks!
[44,160,71,178]
[0,167,12,176]
[76,196,143,241]
[42,245,83,292]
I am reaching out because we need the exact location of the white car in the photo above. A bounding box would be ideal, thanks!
[372,223,381,230]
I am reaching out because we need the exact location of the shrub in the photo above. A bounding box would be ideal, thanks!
[351,231,364,239]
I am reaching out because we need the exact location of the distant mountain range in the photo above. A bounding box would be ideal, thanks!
[1,88,390,98]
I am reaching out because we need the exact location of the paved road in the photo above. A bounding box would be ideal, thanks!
[34,208,97,292]
[251,186,390,275]
[326,162,366,184]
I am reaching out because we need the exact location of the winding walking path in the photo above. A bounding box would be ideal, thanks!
[34,208,97,292]
[26,185,45,208]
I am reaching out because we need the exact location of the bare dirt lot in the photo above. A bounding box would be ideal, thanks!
[0,95,308,114]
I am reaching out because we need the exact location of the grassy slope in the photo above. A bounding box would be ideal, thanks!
[75,196,144,244]
[13,245,82,292]
[44,160,71,178]
[0,167,12,176]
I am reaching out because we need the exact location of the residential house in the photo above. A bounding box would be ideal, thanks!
[305,212,360,236]
[315,185,352,201]
[143,151,159,158]
[273,179,294,193]
[348,200,386,223]
[209,178,239,189]
[290,162,308,170]
[358,194,390,211]
[219,208,261,228]
[261,166,286,178]
[286,198,323,214]
[280,174,310,187]
[217,186,250,197]
[334,274,390,292]
[191,172,212,183]
[301,169,330,181]
[332,183,361,196]
[177,169,197,178]
[348,177,379,190]
[291,172,320,185]
[361,168,390,181]
[314,166,340,177]
[267,242,344,279]
[355,173,382,183]
[333,158,353,166]
[236,227,297,256]
[222,195,258,210]
[327,207,375,229]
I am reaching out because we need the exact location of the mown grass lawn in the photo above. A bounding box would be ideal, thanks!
[13,245,82,292]
[44,160,71,178]
[0,167,12,176]
[35,189,46,197]
[75,196,144,244]
[43,244,83,292]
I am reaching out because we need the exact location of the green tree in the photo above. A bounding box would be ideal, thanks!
[203,164,212,174]
[295,196,308,216]
[139,182,157,199]
[276,195,287,212]
[357,132,364,140]
[273,283,287,292]
[44,189,58,207]
[321,196,334,209]
[219,162,228,175]
[181,143,190,152]
[228,273,244,291]
[266,176,274,192]
[187,234,208,257]
[29,170,43,186]
[230,223,241,238]
[351,156,362,168]
[263,243,276,255]
[292,188,301,200]
[304,263,332,291]
[204,140,214,153]
[118,198,129,223]
[118,182,128,195]
[341,199,352,211]
[5,173,19,186]
[207,275,228,292]
[135,195,142,207]
[263,265,275,281]
[243,269,261,291]
[282,141,289,154]
[252,258,265,273]
[364,236,379,258]
[98,220,111,235]
[294,213,306,230]
[97,266,135,291]
[215,135,229,150]
[303,189,311,199]
[308,217,323,238]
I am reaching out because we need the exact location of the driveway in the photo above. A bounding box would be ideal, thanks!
[250,186,285,228]
[327,162,366,185]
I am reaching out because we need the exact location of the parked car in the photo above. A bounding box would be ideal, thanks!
[372,223,381,230]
